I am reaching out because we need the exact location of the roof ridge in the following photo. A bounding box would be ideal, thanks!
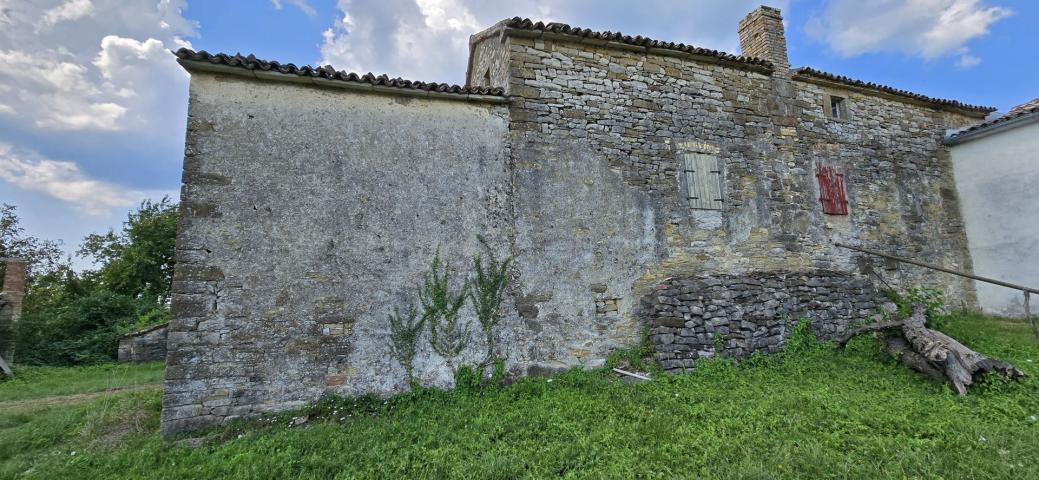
[498,17,774,70]
[174,49,506,97]
[792,67,995,113]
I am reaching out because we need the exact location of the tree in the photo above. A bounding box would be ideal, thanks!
[78,197,178,305]
[11,198,178,365]
[0,203,64,282]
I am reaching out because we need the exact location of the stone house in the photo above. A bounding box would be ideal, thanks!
[947,99,1039,317]
[161,6,993,434]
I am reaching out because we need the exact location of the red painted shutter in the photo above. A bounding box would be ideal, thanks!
[816,165,849,215]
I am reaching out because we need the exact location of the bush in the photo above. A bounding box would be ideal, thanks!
[885,285,950,329]
[16,289,165,365]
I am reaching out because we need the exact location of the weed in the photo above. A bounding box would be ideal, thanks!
[387,303,424,386]
[418,252,470,368]
[469,236,512,368]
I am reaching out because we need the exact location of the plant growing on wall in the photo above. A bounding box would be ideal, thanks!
[388,303,423,386]
[469,236,512,367]
[418,252,470,370]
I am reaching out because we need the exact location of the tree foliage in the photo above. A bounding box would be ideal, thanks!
[77,197,178,305]
[11,199,178,365]
[0,203,64,282]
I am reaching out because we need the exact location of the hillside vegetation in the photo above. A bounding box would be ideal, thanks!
[1,313,1037,479]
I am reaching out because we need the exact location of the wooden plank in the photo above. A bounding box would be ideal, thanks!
[682,153,722,210]
[703,154,723,209]
[1026,291,1038,341]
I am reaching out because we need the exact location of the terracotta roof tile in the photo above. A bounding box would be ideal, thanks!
[793,67,995,113]
[174,49,505,97]
[500,17,774,70]
[946,104,1039,142]
[1007,97,1039,115]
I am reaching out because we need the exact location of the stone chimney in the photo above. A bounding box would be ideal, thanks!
[738,6,790,77]
[0,258,27,363]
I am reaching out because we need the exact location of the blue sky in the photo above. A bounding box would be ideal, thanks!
[0,0,1035,269]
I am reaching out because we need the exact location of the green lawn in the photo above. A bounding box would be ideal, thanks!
[1,314,1037,479]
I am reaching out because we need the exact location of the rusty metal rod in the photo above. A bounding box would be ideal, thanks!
[834,243,1039,295]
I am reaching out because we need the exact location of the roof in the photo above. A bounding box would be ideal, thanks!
[496,17,774,72]
[945,101,1039,145]
[174,49,507,101]
[1007,97,1039,115]
[793,67,995,115]
[121,322,169,339]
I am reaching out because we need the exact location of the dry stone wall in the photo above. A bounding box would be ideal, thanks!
[642,272,878,372]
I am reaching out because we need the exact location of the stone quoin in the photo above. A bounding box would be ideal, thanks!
[160,6,993,435]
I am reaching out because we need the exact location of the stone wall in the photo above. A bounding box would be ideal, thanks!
[490,24,982,316]
[118,323,169,363]
[468,31,511,91]
[163,72,511,434]
[642,272,878,372]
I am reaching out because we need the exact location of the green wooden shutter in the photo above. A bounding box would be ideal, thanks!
[682,153,723,210]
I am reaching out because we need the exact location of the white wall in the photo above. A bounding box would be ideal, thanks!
[951,121,1039,317]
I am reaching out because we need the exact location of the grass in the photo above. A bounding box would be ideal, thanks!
[0,362,164,403]
[1,314,1037,479]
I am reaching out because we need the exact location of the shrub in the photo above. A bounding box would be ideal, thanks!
[885,285,950,329]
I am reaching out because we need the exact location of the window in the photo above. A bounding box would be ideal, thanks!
[482,68,491,86]
[681,152,724,210]
[827,95,847,120]
[816,165,848,215]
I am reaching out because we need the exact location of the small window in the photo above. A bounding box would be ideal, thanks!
[482,68,491,86]
[827,95,847,120]
[816,165,848,215]
[681,153,723,210]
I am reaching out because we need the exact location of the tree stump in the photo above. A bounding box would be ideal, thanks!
[838,305,1024,394]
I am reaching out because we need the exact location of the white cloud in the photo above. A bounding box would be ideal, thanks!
[0,48,128,130]
[272,0,317,16]
[0,104,13,114]
[0,143,141,215]
[0,1,193,133]
[955,49,981,68]
[319,0,787,83]
[807,0,1011,63]
[37,0,93,31]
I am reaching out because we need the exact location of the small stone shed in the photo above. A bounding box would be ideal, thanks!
[118,323,169,363]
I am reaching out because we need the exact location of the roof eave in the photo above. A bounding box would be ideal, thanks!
[177,57,510,104]
[945,109,1039,145]
[792,69,994,118]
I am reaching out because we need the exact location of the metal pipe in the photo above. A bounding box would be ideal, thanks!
[833,242,1039,294]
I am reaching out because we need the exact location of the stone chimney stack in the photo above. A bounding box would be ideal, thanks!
[0,258,27,363]
[738,6,790,77]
